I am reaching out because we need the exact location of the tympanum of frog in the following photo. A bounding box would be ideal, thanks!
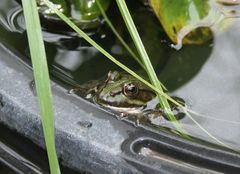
[72,71,185,125]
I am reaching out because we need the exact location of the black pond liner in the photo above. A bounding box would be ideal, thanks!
[1,38,240,174]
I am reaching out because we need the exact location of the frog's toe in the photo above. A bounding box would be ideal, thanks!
[68,88,78,94]
[117,113,128,121]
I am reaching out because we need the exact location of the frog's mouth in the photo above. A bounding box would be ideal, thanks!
[93,97,148,114]
[103,105,147,114]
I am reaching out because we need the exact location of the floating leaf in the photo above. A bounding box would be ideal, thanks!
[149,0,231,45]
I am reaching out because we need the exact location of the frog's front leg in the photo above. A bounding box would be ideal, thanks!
[69,86,98,99]
[116,112,149,127]
[69,80,101,98]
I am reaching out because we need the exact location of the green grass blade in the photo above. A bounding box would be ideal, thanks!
[115,0,188,137]
[21,1,60,174]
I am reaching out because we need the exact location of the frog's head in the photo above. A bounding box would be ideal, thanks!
[94,71,156,113]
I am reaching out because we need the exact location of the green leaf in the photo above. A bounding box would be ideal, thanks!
[22,0,60,174]
[149,0,214,45]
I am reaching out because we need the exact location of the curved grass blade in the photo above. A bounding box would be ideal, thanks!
[43,0,239,151]
[21,1,60,173]
[115,0,188,137]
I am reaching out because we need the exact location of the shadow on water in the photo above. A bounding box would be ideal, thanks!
[159,43,212,92]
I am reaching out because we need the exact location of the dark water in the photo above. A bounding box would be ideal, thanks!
[1,0,240,165]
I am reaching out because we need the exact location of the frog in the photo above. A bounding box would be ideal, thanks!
[71,71,185,125]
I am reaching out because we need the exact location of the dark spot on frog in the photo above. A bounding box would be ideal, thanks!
[172,26,177,34]
[227,10,240,18]
[77,121,92,128]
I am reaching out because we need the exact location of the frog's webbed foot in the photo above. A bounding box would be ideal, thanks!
[133,114,150,127]
[153,96,186,121]
[117,113,148,127]
[68,80,100,98]
[117,111,167,127]
[145,110,167,125]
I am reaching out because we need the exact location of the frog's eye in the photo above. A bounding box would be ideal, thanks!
[123,83,139,98]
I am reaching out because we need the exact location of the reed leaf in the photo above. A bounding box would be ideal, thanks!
[22,0,60,173]
[115,0,188,137]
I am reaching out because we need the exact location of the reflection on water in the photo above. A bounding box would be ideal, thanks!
[0,0,240,149]
[0,0,24,32]
[172,20,240,148]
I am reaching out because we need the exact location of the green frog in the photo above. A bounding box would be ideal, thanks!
[72,71,185,124]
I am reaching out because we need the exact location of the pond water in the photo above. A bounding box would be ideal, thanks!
[1,0,240,155]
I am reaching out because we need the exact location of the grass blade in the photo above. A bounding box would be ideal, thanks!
[115,0,188,137]
[21,1,60,173]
